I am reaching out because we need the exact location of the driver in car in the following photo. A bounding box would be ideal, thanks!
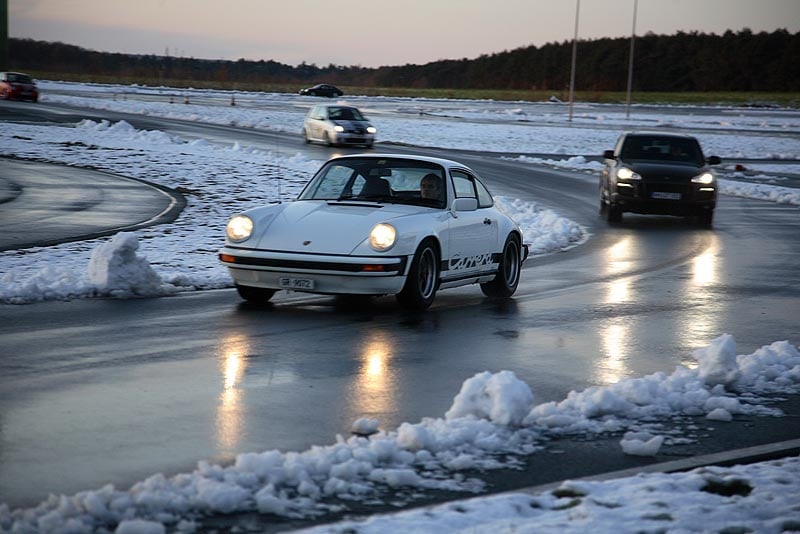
[420,173,442,201]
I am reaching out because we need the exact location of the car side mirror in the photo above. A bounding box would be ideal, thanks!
[452,197,478,212]
[706,155,721,165]
[603,150,616,160]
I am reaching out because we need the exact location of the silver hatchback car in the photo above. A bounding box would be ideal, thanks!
[303,105,376,148]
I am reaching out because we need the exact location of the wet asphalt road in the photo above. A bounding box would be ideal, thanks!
[1,100,799,523]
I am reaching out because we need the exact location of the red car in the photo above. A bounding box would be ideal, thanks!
[0,72,39,102]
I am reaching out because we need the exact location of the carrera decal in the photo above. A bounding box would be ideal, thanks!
[448,252,495,271]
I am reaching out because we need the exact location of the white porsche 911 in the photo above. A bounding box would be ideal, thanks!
[219,154,528,310]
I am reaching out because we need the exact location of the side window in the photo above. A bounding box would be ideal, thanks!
[452,170,492,208]
[474,177,494,208]
[451,170,476,199]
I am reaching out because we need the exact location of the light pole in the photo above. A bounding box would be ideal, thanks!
[625,0,638,119]
[568,0,580,122]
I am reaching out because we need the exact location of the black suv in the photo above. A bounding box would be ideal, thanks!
[600,132,721,226]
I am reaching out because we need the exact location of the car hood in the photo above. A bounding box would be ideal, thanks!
[249,200,423,254]
[332,120,372,129]
[623,161,706,180]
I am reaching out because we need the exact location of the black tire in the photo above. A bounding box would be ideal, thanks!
[235,284,276,303]
[697,210,714,228]
[397,240,439,311]
[607,203,623,223]
[303,128,310,144]
[481,235,522,298]
[323,131,333,147]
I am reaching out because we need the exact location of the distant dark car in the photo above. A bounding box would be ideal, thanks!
[299,84,343,98]
[600,132,721,226]
[0,72,39,102]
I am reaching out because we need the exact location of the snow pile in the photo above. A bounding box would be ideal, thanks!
[299,456,800,534]
[619,431,665,456]
[495,196,587,254]
[1,232,178,303]
[1,335,798,532]
[445,370,534,426]
[719,178,800,206]
[525,335,800,435]
[87,232,171,297]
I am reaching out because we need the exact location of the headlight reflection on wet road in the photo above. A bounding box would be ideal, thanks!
[216,333,249,456]
[354,331,396,417]
[680,236,723,354]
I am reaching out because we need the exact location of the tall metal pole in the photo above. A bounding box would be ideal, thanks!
[568,0,580,122]
[0,0,8,71]
[625,0,638,119]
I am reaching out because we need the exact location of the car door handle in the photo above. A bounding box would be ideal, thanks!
[483,218,492,225]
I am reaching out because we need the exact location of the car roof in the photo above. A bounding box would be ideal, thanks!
[623,131,699,141]
[327,153,470,170]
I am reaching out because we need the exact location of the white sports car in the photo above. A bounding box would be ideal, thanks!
[219,154,528,310]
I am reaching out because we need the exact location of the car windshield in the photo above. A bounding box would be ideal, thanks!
[620,136,704,165]
[7,73,32,83]
[328,107,364,121]
[298,158,447,208]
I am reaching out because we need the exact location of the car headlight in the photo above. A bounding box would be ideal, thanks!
[226,215,253,242]
[691,172,715,185]
[616,167,642,180]
[367,126,377,134]
[334,125,344,132]
[369,223,396,251]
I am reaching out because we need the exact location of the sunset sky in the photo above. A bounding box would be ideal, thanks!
[10,0,800,67]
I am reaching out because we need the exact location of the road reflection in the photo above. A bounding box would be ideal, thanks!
[215,332,249,456]
[595,236,636,385]
[352,330,396,417]
[680,235,723,354]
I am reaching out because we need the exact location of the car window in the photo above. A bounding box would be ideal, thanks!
[328,107,364,121]
[474,176,494,208]
[621,136,704,165]
[451,170,494,208]
[298,158,446,208]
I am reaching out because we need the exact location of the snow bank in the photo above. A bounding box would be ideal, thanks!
[2,335,798,533]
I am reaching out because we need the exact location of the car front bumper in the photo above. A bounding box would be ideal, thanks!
[331,132,375,146]
[612,183,716,215]
[219,246,408,295]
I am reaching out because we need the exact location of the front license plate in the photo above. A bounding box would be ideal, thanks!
[279,277,314,290]
[651,191,681,200]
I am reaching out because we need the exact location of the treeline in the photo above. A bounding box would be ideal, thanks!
[10,28,799,92]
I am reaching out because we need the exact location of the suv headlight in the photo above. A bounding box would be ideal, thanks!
[226,215,253,242]
[369,223,396,251]
[334,125,345,132]
[691,172,715,185]
[367,126,377,134]
[616,167,642,180]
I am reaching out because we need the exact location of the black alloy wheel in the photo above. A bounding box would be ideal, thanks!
[397,240,439,311]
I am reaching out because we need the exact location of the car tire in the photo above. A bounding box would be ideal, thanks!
[481,234,522,298]
[697,210,714,228]
[606,203,622,223]
[303,128,310,144]
[235,284,276,303]
[323,132,333,147]
[397,240,439,311]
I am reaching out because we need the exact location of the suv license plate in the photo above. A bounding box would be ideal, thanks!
[652,191,681,200]
[280,277,314,290]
